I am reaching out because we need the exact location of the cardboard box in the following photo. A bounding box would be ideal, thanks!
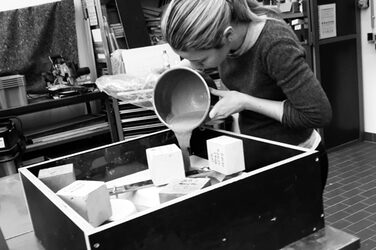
[117,44,181,77]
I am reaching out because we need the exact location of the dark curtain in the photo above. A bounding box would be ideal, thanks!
[0,0,78,92]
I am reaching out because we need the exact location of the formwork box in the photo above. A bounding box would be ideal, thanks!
[19,128,324,250]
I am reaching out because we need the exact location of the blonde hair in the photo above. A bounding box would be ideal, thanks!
[161,0,279,51]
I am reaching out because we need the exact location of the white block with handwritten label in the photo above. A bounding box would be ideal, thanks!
[146,144,186,186]
[207,136,245,175]
[57,180,112,227]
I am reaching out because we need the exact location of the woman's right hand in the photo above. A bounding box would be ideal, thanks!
[208,88,247,120]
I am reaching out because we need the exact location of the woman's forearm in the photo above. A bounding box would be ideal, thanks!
[242,94,284,122]
[209,89,284,122]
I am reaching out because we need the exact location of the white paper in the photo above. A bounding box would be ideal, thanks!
[91,28,102,43]
[0,137,4,148]
[318,4,337,39]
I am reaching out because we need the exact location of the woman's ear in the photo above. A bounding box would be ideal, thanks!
[223,26,234,43]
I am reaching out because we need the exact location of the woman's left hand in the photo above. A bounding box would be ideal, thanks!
[208,88,246,120]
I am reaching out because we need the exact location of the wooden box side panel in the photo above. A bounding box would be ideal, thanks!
[89,153,324,250]
[20,173,88,250]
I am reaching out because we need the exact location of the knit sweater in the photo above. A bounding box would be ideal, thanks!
[219,18,332,145]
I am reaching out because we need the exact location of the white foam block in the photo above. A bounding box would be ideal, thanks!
[159,177,211,203]
[146,144,186,186]
[130,186,161,211]
[206,135,245,175]
[38,163,76,192]
[57,180,112,227]
[109,199,137,221]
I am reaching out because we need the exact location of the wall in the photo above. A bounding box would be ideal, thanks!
[360,4,376,134]
[0,0,94,77]
[0,0,60,11]
[1,0,97,132]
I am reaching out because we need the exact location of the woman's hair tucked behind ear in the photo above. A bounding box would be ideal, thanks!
[161,0,279,51]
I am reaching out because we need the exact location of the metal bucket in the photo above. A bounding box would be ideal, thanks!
[153,67,217,131]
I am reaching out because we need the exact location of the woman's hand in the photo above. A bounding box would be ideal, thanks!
[209,87,285,123]
[209,88,246,120]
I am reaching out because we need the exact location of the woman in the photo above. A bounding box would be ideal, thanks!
[161,0,332,189]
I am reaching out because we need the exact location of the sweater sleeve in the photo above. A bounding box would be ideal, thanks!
[263,32,332,129]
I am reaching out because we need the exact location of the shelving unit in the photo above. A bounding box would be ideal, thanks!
[278,0,362,149]
[280,1,313,69]
[82,0,167,142]
[117,102,166,140]
[310,0,362,149]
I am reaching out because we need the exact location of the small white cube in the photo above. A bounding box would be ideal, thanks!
[57,180,112,227]
[146,144,186,186]
[206,135,245,175]
[38,163,76,192]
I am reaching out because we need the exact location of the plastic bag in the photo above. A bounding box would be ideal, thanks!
[96,73,160,110]
[110,50,126,75]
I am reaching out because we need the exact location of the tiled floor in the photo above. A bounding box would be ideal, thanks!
[324,141,376,250]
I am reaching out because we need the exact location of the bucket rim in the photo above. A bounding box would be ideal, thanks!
[152,66,211,130]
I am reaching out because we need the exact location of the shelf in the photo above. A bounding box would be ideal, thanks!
[0,91,107,117]
[122,123,165,132]
[281,12,305,19]
[24,114,106,138]
[318,34,358,45]
[26,121,109,152]
[121,114,159,124]
[119,107,149,115]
